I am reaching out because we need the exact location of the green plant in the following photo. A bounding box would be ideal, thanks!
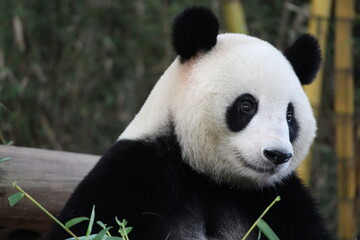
[8,181,280,240]
[0,156,11,162]
[8,181,131,240]
[0,129,13,162]
[242,196,281,240]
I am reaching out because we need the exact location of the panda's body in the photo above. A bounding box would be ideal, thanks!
[45,7,333,240]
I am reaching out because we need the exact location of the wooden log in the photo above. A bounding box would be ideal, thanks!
[0,145,99,233]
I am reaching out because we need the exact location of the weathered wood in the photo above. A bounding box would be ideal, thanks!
[0,145,99,232]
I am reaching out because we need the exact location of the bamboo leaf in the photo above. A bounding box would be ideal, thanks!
[0,157,11,163]
[97,221,107,229]
[257,219,280,240]
[66,234,97,240]
[8,192,24,207]
[124,227,132,234]
[93,228,111,240]
[258,229,262,240]
[242,196,281,240]
[86,205,96,238]
[122,219,127,227]
[115,217,121,226]
[65,217,89,228]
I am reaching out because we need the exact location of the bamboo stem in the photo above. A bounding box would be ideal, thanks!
[13,182,80,240]
[334,0,356,239]
[221,0,248,34]
[297,0,332,185]
[242,196,281,240]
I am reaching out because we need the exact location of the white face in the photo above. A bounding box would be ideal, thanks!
[172,34,316,187]
[120,33,317,188]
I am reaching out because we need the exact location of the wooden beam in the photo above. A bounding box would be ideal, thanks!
[0,145,99,232]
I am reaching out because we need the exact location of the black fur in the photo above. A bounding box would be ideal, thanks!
[283,34,322,85]
[44,132,333,240]
[172,6,219,62]
[226,93,258,132]
[287,103,299,142]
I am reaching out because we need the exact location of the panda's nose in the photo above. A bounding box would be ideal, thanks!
[263,149,292,165]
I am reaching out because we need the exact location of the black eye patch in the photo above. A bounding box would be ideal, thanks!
[226,93,258,132]
[287,103,299,142]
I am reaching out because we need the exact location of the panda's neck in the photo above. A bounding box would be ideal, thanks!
[118,58,183,141]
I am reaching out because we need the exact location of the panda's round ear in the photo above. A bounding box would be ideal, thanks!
[172,6,219,62]
[283,34,322,85]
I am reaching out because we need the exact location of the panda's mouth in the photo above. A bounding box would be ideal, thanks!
[242,161,276,174]
[238,158,277,174]
[234,151,278,174]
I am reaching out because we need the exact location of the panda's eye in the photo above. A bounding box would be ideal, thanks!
[286,110,293,122]
[240,101,253,113]
[226,93,258,132]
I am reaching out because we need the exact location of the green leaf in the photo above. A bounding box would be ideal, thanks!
[6,141,14,146]
[258,229,262,240]
[0,157,11,163]
[124,227,132,234]
[8,192,24,207]
[86,205,96,238]
[0,103,6,110]
[119,227,132,236]
[118,226,132,237]
[93,228,111,240]
[257,219,280,240]
[66,234,97,240]
[97,221,107,230]
[122,219,127,227]
[65,217,89,228]
[115,217,121,226]
[104,237,123,240]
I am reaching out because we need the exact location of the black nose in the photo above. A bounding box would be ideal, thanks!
[264,149,292,165]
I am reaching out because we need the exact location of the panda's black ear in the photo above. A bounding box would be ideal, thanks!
[172,6,219,62]
[283,34,322,85]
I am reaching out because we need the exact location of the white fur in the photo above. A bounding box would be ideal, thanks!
[119,33,316,188]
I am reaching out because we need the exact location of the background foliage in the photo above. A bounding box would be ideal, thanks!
[0,0,359,237]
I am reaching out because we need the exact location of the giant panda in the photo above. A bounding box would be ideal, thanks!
[45,6,333,240]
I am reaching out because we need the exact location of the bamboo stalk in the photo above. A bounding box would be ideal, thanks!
[334,0,356,239]
[357,126,360,233]
[297,0,332,185]
[221,0,248,34]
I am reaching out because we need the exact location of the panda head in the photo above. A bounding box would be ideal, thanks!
[120,6,321,188]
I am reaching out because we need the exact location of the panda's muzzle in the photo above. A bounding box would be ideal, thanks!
[243,162,276,174]
[263,149,292,165]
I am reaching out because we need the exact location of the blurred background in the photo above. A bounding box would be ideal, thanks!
[0,0,359,239]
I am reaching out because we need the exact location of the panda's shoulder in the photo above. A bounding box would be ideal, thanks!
[88,136,184,187]
[102,138,165,166]
[105,135,180,165]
